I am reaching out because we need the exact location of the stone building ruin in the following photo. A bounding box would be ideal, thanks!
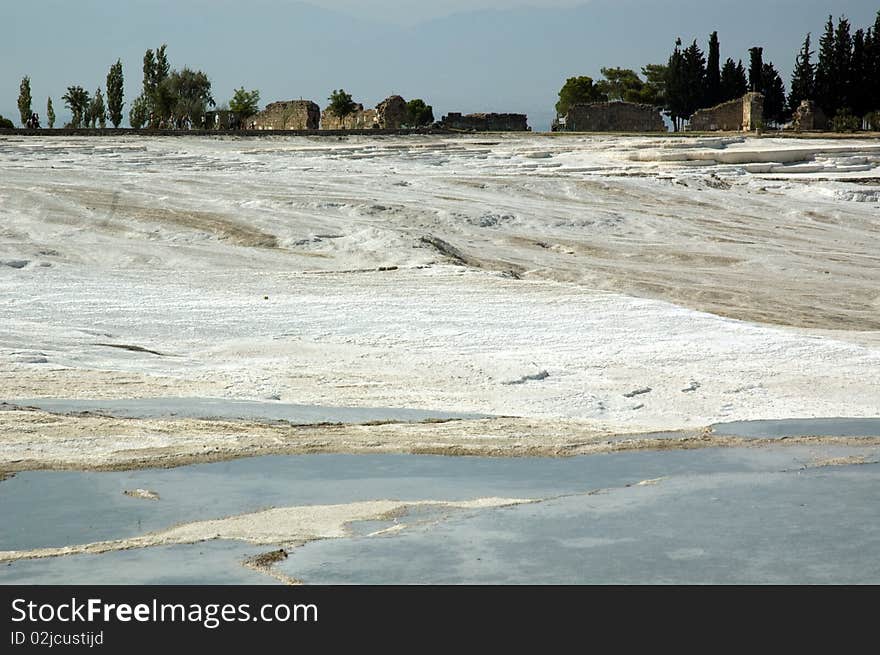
[438,112,529,131]
[553,101,666,132]
[375,95,407,129]
[321,103,377,130]
[688,92,764,132]
[248,100,320,130]
[791,100,827,131]
[320,95,408,130]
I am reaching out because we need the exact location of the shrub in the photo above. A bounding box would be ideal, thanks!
[831,109,860,133]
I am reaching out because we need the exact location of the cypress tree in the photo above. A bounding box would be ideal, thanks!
[814,16,835,115]
[720,58,739,102]
[682,39,706,118]
[735,60,748,96]
[665,38,687,131]
[705,31,721,106]
[748,47,763,92]
[851,29,867,119]
[832,17,853,112]
[107,60,124,128]
[788,33,814,114]
[872,11,880,113]
[761,63,786,124]
[47,97,55,128]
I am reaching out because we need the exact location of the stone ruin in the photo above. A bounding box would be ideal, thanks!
[319,95,408,130]
[792,100,827,131]
[375,95,407,129]
[439,112,529,132]
[248,100,320,130]
[688,92,764,132]
[321,103,377,130]
[554,101,666,132]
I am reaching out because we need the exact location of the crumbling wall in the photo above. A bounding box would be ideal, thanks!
[689,93,764,131]
[375,95,407,129]
[792,100,827,131]
[320,104,377,130]
[439,112,529,131]
[561,102,666,132]
[250,100,320,130]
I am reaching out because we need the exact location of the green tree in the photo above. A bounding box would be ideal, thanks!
[631,64,667,106]
[870,11,880,118]
[155,45,170,84]
[681,40,706,117]
[814,16,835,115]
[0,116,14,129]
[327,89,358,128]
[832,16,853,113]
[705,31,721,106]
[831,108,859,132]
[595,67,644,102]
[129,95,149,129]
[720,58,747,102]
[62,86,90,128]
[18,76,33,125]
[404,98,434,127]
[229,87,261,118]
[106,59,124,128]
[158,68,215,125]
[89,88,106,128]
[47,97,55,128]
[138,44,171,126]
[851,29,868,119]
[788,33,814,114]
[748,47,763,92]
[664,38,687,130]
[761,63,786,125]
[555,76,606,116]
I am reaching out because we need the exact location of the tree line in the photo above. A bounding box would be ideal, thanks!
[8,47,436,130]
[556,9,880,131]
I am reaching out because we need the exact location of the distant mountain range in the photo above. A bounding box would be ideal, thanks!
[2,0,877,130]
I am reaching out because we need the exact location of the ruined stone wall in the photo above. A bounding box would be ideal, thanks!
[792,100,827,131]
[741,92,763,131]
[689,93,764,131]
[250,101,320,130]
[320,104,378,130]
[439,112,529,131]
[375,96,407,129]
[562,102,666,132]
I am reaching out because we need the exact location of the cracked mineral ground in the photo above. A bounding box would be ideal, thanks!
[1,134,879,583]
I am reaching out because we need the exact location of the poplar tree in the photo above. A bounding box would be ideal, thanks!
[18,76,32,125]
[89,88,106,128]
[47,97,55,128]
[788,33,814,114]
[106,60,124,128]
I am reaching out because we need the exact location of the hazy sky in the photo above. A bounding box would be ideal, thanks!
[2,1,878,130]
